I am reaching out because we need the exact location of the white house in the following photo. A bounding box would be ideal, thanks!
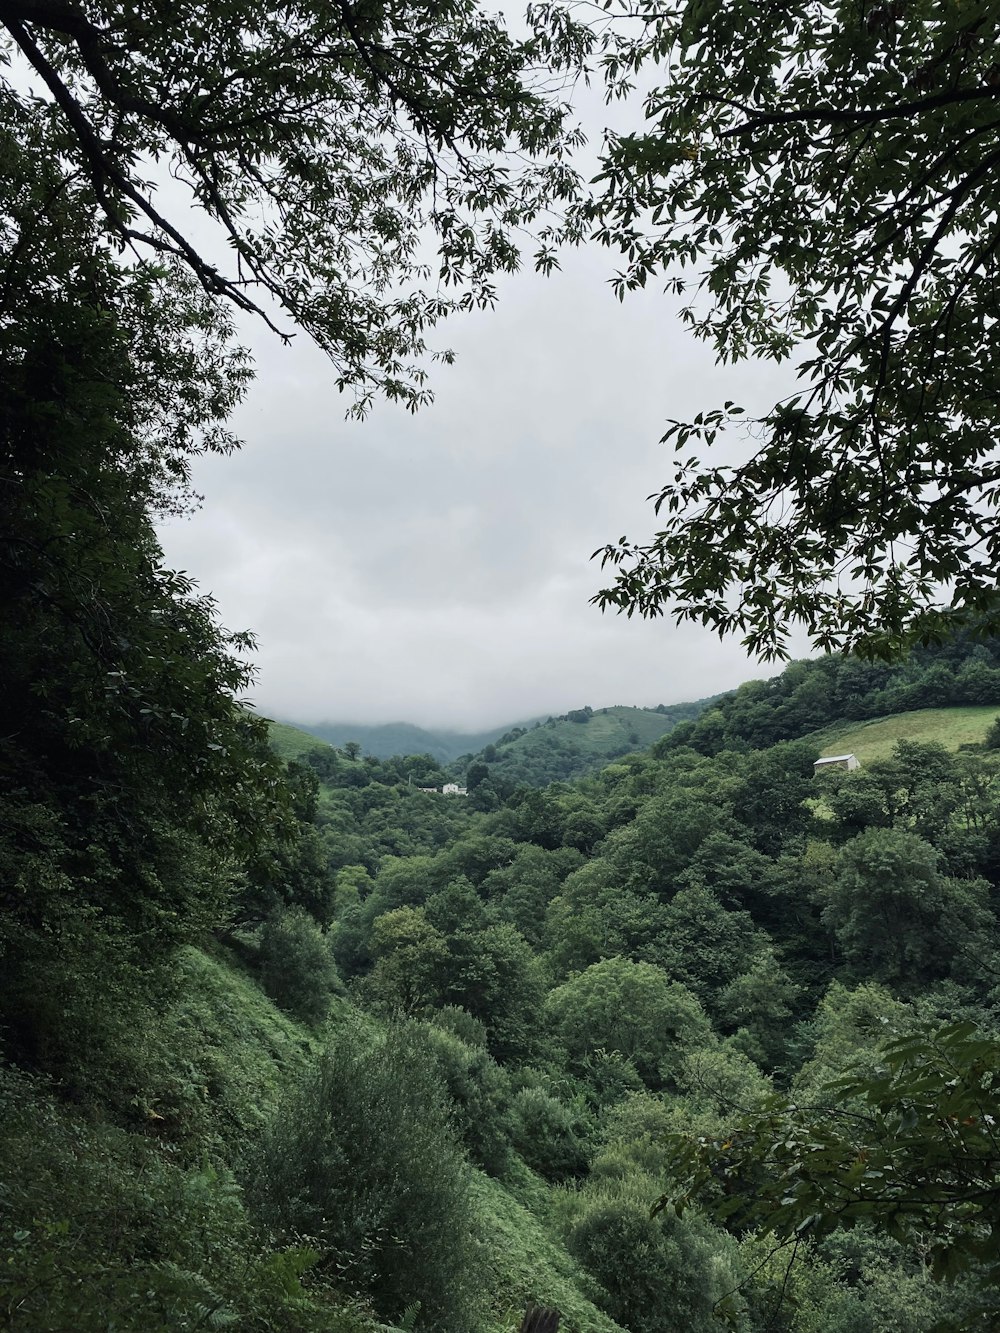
[813,753,861,774]
[441,783,468,796]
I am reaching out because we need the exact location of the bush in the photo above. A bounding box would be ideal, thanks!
[247,1017,483,1332]
[258,908,342,1025]
[565,1190,726,1333]
[506,1085,590,1181]
[418,1022,514,1176]
[0,1065,372,1333]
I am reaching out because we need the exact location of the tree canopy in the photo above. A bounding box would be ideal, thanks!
[661,1022,1000,1301]
[0,0,587,410]
[587,0,1000,658]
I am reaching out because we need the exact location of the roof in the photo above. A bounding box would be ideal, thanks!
[814,754,857,764]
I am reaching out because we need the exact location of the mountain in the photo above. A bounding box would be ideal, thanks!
[264,717,335,762]
[273,718,535,764]
[275,701,715,778]
[454,701,712,788]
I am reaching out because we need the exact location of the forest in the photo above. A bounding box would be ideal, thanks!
[3,0,1000,1330]
[6,636,1000,1330]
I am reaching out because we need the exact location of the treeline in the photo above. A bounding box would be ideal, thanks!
[665,638,1000,755]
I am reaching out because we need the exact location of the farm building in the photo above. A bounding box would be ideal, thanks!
[813,753,860,774]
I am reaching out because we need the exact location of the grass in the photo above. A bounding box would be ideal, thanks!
[264,718,331,762]
[808,705,1000,766]
[579,707,683,753]
[471,1169,624,1333]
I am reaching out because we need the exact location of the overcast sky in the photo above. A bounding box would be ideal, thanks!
[156,88,804,732]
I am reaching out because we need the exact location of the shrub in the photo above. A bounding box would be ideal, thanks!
[418,1022,514,1176]
[247,1017,483,1332]
[505,1085,590,1181]
[0,1065,371,1333]
[565,1190,725,1333]
[258,908,342,1025]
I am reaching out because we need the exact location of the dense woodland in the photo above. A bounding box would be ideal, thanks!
[6,628,1000,1329]
[4,0,1000,1329]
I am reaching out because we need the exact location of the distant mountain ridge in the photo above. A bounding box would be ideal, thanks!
[271,717,538,764]
[271,699,716,779]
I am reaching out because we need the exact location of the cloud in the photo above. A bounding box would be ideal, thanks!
[158,233,798,730]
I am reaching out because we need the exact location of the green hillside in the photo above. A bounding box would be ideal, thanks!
[270,702,713,779]
[661,638,1000,757]
[275,718,532,764]
[457,701,710,788]
[12,635,1000,1331]
[809,705,1000,765]
[265,717,334,761]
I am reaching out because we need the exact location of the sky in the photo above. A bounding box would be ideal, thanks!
[155,82,804,733]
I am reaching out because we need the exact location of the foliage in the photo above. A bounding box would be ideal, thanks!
[467,1172,627,1333]
[417,1022,514,1176]
[660,1021,1000,1327]
[563,1174,738,1333]
[0,112,305,1074]
[1,0,591,412]
[821,828,994,985]
[587,0,1000,655]
[664,642,1000,758]
[248,1018,483,1332]
[456,703,709,789]
[505,1084,591,1182]
[545,958,711,1088]
[257,909,343,1026]
[0,1054,371,1333]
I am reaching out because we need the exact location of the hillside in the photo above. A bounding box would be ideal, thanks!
[265,717,334,762]
[662,637,1000,756]
[809,704,1000,765]
[274,718,532,764]
[11,638,1000,1332]
[271,701,712,780]
[455,701,710,789]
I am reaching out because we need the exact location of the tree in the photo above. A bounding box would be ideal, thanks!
[821,827,994,985]
[444,923,543,1063]
[1,0,588,411]
[660,1021,1000,1330]
[587,0,1000,657]
[249,1018,483,1331]
[566,1191,727,1333]
[365,905,450,1013]
[0,113,296,1070]
[545,957,710,1088]
[257,907,342,1025]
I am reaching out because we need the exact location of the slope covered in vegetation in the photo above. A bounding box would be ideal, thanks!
[453,702,710,791]
[812,704,1000,764]
[266,718,336,763]
[281,719,524,765]
[7,642,1000,1331]
[665,638,1000,756]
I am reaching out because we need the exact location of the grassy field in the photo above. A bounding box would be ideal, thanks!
[264,717,331,761]
[575,706,686,753]
[809,705,1000,765]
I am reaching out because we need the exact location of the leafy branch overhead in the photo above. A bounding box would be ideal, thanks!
[586,0,1000,656]
[660,1021,1000,1289]
[0,0,589,411]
